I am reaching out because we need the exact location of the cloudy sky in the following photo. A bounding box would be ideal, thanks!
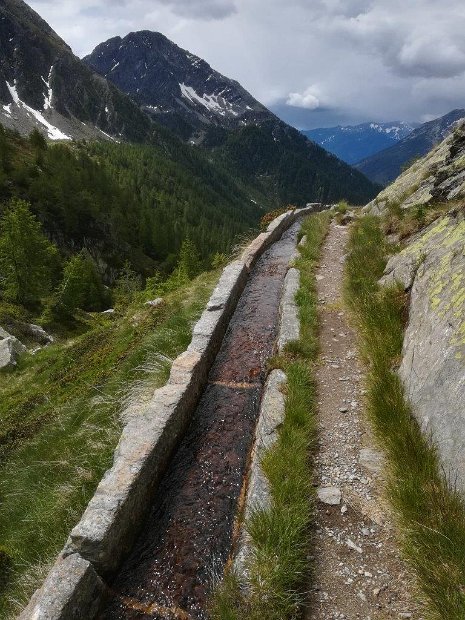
[28,0,465,128]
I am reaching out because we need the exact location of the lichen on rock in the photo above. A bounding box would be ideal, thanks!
[381,208,465,490]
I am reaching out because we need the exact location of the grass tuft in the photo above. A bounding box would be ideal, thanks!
[0,269,221,618]
[210,211,331,620]
[345,214,465,620]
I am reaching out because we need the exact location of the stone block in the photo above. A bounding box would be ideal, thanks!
[64,384,194,575]
[19,554,105,620]
[240,233,271,270]
[277,268,300,352]
[234,370,287,577]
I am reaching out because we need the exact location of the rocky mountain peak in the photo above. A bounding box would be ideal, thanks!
[84,30,269,138]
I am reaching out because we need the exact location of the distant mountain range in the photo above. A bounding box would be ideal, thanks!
[355,109,465,185]
[302,122,417,165]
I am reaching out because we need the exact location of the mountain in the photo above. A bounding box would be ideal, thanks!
[84,31,379,205]
[0,1,379,209]
[302,122,416,165]
[0,0,155,142]
[355,109,465,186]
[84,31,269,142]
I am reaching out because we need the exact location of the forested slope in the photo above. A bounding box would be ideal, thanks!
[0,126,265,279]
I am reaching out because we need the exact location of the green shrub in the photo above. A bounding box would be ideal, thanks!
[178,238,201,280]
[0,199,58,305]
[50,250,108,319]
[113,261,142,307]
[336,199,349,214]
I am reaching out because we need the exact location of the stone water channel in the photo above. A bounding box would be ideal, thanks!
[100,222,302,620]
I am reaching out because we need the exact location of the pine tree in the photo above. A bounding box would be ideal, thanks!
[52,250,107,318]
[113,261,142,307]
[178,238,201,280]
[0,199,57,304]
[29,128,47,151]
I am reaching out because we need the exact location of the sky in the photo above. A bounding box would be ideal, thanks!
[28,0,465,129]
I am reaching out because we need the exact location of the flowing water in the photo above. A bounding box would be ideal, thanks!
[100,222,301,619]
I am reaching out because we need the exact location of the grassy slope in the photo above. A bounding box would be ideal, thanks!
[210,212,331,620]
[0,270,220,618]
[345,215,465,619]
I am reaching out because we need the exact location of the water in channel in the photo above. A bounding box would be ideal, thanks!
[101,222,301,619]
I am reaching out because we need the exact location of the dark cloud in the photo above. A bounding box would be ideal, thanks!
[26,0,465,128]
[158,0,237,19]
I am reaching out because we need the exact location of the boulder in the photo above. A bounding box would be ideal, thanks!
[145,298,164,308]
[317,486,342,505]
[26,323,54,344]
[381,209,465,491]
[0,325,12,339]
[0,336,27,369]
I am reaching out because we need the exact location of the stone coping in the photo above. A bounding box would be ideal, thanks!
[19,205,318,619]
[233,248,303,580]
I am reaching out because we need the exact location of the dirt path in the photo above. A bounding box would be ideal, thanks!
[307,222,424,620]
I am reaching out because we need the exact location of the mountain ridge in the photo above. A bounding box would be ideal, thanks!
[355,109,465,185]
[0,0,156,142]
[303,121,416,164]
[84,31,270,141]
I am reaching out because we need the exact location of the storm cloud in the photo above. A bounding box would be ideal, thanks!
[27,0,465,128]
[157,0,237,20]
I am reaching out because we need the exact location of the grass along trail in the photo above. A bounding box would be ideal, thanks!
[307,221,424,619]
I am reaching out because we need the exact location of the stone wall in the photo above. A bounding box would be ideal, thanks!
[19,205,320,620]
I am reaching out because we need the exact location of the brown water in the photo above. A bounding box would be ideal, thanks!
[100,223,300,620]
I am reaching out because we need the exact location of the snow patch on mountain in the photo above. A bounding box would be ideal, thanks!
[41,65,54,110]
[6,81,70,140]
[179,83,238,117]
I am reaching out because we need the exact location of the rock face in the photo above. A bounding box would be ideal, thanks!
[365,121,465,215]
[381,209,465,490]
[366,120,465,216]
